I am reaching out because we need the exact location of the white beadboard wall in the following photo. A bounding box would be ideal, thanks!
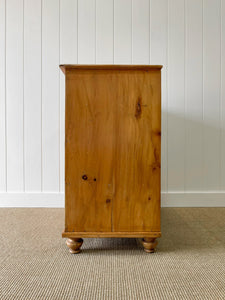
[0,0,225,207]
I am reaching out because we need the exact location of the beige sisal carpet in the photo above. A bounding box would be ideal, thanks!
[0,208,224,300]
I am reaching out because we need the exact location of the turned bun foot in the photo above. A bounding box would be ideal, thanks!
[66,238,83,254]
[142,238,158,253]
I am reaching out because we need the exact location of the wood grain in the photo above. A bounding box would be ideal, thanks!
[62,231,161,238]
[142,238,158,253]
[63,65,161,240]
[60,64,162,74]
[66,238,83,254]
[65,69,115,232]
[113,70,161,232]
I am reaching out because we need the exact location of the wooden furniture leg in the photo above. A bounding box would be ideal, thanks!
[66,238,83,254]
[142,238,158,253]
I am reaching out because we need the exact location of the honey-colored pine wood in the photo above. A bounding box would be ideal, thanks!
[62,231,161,238]
[142,238,158,253]
[66,238,83,254]
[60,65,162,253]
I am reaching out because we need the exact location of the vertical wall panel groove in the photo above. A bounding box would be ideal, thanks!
[78,0,96,64]
[220,0,222,190]
[203,0,221,191]
[24,0,42,191]
[132,0,149,64]
[184,0,186,192]
[59,0,78,192]
[42,0,60,191]
[221,0,225,189]
[95,0,97,63]
[0,0,6,191]
[40,0,43,192]
[220,0,223,190]
[149,0,151,65]
[114,0,132,64]
[23,0,25,192]
[6,0,24,191]
[185,0,203,191]
[59,0,60,192]
[77,0,79,63]
[167,0,169,193]
[202,0,204,193]
[150,0,168,192]
[113,0,114,63]
[96,0,113,64]
[167,0,185,191]
[131,0,133,63]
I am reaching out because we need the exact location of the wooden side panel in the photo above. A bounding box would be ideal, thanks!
[113,70,161,232]
[65,69,161,233]
[65,70,115,232]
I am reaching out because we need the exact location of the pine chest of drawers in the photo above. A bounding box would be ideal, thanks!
[60,65,162,253]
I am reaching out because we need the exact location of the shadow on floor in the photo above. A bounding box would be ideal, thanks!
[78,208,225,254]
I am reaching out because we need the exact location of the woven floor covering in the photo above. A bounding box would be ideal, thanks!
[0,208,224,300]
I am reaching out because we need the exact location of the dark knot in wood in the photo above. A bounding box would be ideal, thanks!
[135,97,142,119]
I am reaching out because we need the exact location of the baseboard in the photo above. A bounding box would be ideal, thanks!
[0,192,225,207]
[0,192,64,207]
[161,192,225,207]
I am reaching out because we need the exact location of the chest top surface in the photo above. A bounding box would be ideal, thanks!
[60,64,163,74]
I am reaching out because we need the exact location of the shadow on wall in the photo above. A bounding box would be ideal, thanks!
[161,110,224,191]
